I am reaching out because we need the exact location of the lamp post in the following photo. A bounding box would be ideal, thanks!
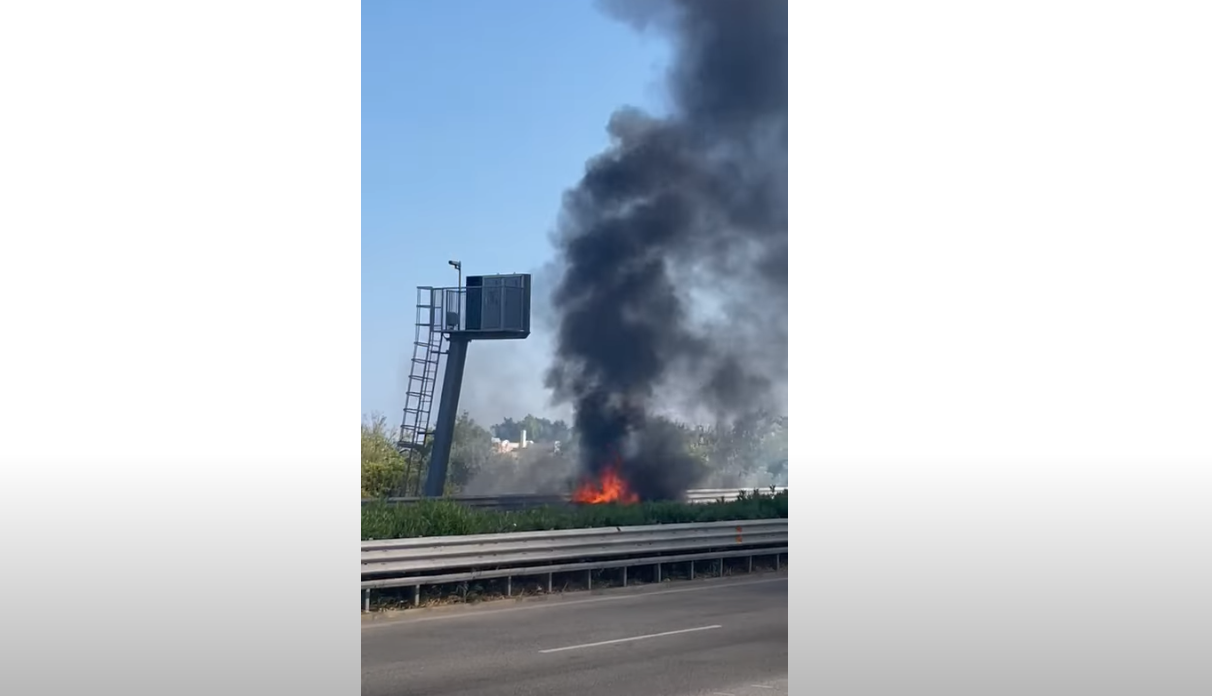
[446,260,463,331]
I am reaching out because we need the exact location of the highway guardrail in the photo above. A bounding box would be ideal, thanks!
[360,518,788,611]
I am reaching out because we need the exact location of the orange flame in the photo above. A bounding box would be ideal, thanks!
[572,459,639,504]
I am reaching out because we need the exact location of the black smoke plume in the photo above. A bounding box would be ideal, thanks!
[546,0,788,500]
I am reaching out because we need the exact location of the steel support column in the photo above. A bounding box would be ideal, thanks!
[423,336,470,497]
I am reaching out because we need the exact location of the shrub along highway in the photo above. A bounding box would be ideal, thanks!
[362,491,788,540]
[361,573,788,696]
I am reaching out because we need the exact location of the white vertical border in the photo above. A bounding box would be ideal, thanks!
[0,2,360,694]
[796,1,1212,693]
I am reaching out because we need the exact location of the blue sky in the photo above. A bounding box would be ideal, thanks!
[362,0,672,426]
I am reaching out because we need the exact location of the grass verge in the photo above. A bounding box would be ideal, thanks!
[362,490,788,540]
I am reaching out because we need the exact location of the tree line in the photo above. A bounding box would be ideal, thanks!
[361,411,788,499]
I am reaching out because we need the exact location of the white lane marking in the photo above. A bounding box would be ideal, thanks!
[538,624,723,653]
[710,692,735,695]
[363,576,787,629]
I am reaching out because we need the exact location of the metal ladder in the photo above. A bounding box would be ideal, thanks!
[396,287,445,495]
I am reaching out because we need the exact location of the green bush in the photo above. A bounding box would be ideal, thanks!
[362,490,788,540]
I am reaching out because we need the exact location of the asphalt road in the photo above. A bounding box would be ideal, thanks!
[362,573,788,696]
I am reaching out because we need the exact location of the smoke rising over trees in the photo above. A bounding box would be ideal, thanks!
[544,0,788,499]
[365,1,789,501]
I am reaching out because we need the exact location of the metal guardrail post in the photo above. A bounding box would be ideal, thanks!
[361,519,788,609]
